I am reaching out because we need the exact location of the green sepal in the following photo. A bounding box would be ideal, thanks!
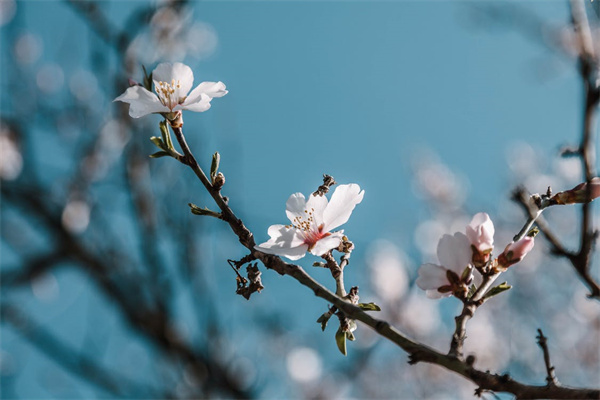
[467,284,477,299]
[335,327,347,356]
[316,312,332,331]
[210,152,220,182]
[149,151,170,158]
[142,65,152,92]
[461,265,473,282]
[159,120,173,150]
[527,227,539,238]
[358,302,381,312]
[483,282,512,300]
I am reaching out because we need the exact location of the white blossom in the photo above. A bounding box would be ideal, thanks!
[114,62,227,119]
[255,184,364,260]
[416,232,472,299]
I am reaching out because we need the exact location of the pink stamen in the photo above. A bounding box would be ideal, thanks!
[303,224,330,251]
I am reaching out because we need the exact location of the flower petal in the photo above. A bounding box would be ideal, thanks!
[179,96,212,112]
[254,224,308,260]
[416,263,449,291]
[322,184,364,231]
[426,289,451,299]
[285,193,307,224]
[152,62,194,96]
[114,85,169,118]
[309,231,344,257]
[436,232,471,274]
[186,81,228,102]
[305,194,328,228]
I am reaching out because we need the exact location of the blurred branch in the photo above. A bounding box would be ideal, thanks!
[170,125,600,399]
[1,303,162,398]
[571,0,600,298]
[509,0,600,300]
[65,0,130,52]
[1,183,253,399]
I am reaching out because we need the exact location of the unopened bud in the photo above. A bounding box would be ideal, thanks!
[213,172,225,190]
[551,177,600,205]
[466,212,495,253]
[498,235,535,268]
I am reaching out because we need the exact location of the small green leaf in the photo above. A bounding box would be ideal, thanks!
[149,151,170,158]
[461,265,473,282]
[358,302,381,312]
[210,152,220,182]
[483,282,512,300]
[150,136,166,151]
[316,312,332,331]
[335,327,347,356]
[188,203,222,219]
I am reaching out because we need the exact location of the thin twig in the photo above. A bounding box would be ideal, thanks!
[536,329,559,387]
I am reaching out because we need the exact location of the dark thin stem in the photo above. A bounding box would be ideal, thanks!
[536,329,559,387]
[171,127,255,250]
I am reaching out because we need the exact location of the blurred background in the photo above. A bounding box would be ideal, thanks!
[1,0,599,398]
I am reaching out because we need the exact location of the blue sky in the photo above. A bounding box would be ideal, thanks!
[1,1,595,398]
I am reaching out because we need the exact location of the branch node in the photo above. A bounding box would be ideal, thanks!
[313,174,337,197]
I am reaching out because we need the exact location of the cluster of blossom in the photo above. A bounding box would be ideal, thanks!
[416,212,535,300]
[115,62,600,303]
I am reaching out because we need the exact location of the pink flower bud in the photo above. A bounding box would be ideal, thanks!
[499,236,535,268]
[465,212,494,253]
[552,177,600,205]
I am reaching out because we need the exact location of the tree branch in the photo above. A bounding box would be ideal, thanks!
[170,126,600,399]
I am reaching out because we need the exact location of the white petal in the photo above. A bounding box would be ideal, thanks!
[114,85,169,118]
[322,184,364,231]
[416,263,449,290]
[179,96,212,112]
[152,62,194,96]
[426,289,451,299]
[309,231,344,257]
[436,232,472,274]
[305,194,328,228]
[254,225,308,260]
[285,193,307,223]
[186,81,228,103]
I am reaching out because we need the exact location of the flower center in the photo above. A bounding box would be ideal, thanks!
[156,79,182,110]
[287,208,330,251]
